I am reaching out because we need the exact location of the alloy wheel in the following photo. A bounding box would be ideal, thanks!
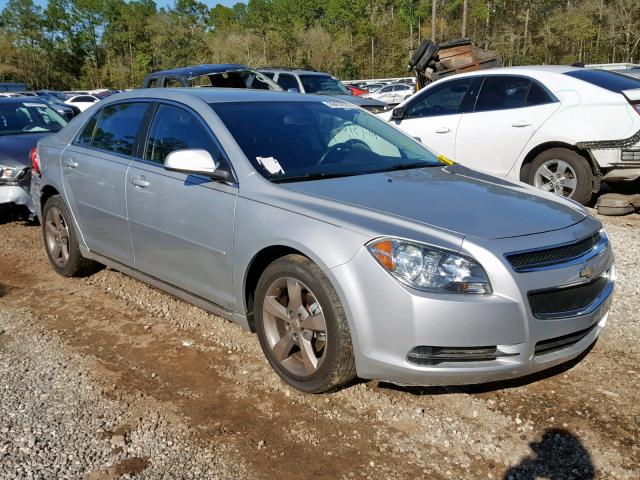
[262,277,328,377]
[533,159,578,198]
[44,206,70,267]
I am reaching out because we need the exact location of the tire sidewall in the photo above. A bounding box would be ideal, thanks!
[42,195,84,277]
[526,148,593,205]
[254,256,346,393]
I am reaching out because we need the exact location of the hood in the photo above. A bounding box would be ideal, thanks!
[282,165,587,239]
[330,94,386,107]
[0,132,49,168]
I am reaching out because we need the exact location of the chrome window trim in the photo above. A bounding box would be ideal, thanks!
[505,230,608,273]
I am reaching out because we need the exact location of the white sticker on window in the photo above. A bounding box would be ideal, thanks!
[257,156,285,175]
[24,103,47,108]
[322,100,357,109]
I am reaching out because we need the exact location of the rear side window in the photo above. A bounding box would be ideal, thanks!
[276,74,299,91]
[475,76,530,112]
[565,69,640,93]
[76,112,99,146]
[74,96,96,103]
[525,81,555,106]
[164,78,183,88]
[144,104,221,164]
[404,77,474,118]
[91,103,148,156]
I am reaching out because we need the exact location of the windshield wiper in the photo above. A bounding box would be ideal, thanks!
[365,162,437,174]
[271,171,361,184]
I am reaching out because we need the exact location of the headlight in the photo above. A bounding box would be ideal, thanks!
[367,238,492,294]
[0,165,19,180]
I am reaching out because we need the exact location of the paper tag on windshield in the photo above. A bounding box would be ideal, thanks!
[256,156,285,175]
[322,100,356,109]
[24,103,47,108]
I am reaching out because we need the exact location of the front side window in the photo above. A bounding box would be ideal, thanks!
[164,78,183,88]
[205,70,281,91]
[0,101,66,135]
[299,75,349,95]
[211,100,443,182]
[276,74,299,91]
[474,76,531,112]
[91,103,148,155]
[146,78,158,88]
[144,104,221,165]
[404,78,474,118]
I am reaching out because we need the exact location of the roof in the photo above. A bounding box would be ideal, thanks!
[0,97,49,104]
[146,64,250,78]
[105,87,339,106]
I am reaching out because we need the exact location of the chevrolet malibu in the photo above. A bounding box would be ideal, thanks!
[31,89,615,393]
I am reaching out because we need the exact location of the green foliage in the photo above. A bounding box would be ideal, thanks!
[0,0,638,89]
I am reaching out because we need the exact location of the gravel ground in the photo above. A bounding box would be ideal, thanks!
[0,210,638,479]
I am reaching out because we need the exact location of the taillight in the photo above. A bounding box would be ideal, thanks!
[30,146,40,174]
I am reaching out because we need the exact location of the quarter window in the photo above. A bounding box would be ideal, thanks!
[404,78,474,118]
[144,104,222,165]
[475,76,530,112]
[525,81,555,106]
[91,103,148,156]
[76,112,99,146]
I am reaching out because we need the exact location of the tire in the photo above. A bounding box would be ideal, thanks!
[254,254,356,393]
[525,148,593,205]
[42,195,99,277]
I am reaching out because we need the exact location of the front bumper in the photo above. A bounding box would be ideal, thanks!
[330,216,614,386]
[0,184,35,213]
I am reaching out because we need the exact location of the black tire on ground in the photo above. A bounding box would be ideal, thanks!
[254,254,357,393]
[42,195,99,277]
[525,148,594,205]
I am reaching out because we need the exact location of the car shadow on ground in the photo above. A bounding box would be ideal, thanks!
[503,428,595,480]
[371,340,596,396]
[0,205,37,226]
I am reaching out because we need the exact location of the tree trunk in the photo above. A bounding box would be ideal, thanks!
[596,0,603,53]
[370,36,374,78]
[522,6,529,56]
[462,0,468,37]
[431,0,436,42]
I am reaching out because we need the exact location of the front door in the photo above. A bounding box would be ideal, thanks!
[60,102,149,264]
[126,103,237,308]
[391,77,477,160]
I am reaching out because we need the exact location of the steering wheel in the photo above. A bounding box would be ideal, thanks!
[316,139,372,166]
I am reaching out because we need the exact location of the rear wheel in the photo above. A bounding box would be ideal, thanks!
[42,195,99,277]
[526,148,593,205]
[254,255,356,393]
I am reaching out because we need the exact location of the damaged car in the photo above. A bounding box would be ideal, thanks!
[0,98,66,215]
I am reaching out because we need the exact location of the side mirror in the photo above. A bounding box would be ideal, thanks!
[391,106,405,121]
[164,148,218,176]
[287,87,299,93]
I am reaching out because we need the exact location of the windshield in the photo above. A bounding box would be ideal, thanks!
[211,100,442,182]
[300,75,349,95]
[565,69,640,93]
[0,101,66,135]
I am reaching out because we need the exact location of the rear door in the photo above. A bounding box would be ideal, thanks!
[455,75,559,176]
[126,102,237,308]
[60,101,150,264]
[391,76,477,159]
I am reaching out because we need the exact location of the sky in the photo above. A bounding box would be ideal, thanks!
[0,0,242,10]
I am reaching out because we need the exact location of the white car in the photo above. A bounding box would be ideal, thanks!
[64,94,99,112]
[384,66,640,204]
[364,83,414,105]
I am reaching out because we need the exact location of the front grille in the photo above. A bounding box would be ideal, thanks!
[534,324,598,356]
[407,345,517,366]
[621,148,640,162]
[507,232,601,272]
[528,276,608,319]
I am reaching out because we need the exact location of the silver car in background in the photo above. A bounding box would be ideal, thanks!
[31,89,614,393]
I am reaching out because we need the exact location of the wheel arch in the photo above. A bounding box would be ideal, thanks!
[519,142,601,189]
[39,184,61,216]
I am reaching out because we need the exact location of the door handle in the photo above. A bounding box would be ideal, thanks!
[63,158,78,168]
[435,127,451,134]
[512,121,532,128]
[130,175,150,188]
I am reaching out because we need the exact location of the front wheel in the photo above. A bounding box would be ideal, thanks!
[254,255,356,393]
[525,148,594,205]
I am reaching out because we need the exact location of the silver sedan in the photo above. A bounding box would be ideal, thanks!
[31,88,615,393]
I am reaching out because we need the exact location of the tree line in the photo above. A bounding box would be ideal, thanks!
[0,0,638,90]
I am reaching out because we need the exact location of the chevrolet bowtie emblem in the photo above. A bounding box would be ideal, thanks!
[580,266,595,279]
